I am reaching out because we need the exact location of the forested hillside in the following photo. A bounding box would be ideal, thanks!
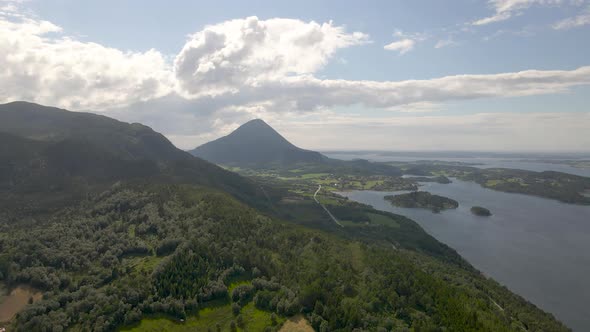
[0,184,569,331]
[0,102,274,220]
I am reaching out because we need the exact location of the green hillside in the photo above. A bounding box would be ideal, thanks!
[2,184,568,332]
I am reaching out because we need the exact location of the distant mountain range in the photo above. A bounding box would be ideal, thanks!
[190,119,327,165]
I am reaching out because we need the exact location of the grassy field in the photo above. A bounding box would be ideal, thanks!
[339,212,401,228]
[124,256,163,275]
[367,212,400,228]
[121,302,283,332]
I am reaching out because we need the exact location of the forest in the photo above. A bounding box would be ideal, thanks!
[0,183,569,331]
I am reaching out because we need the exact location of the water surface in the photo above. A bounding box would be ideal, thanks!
[339,179,590,331]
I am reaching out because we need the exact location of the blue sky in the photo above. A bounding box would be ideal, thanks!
[1,0,590,151]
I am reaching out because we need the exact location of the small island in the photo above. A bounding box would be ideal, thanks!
[384,191,458,213]
[470,206,492,216]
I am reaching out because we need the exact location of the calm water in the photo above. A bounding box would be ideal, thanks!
[325,152,590,177]
[339,179,590,331]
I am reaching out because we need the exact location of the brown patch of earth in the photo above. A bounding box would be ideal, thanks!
[0,285,42,322]
[279,315,314,332]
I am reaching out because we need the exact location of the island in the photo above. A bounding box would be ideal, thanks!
[391,161,590,205]
[384,191,459,213]
[471,206,492,216]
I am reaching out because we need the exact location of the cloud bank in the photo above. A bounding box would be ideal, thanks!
[2,11,589,114]
[0,9,173,110]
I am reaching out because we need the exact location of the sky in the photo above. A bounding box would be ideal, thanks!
[1,0,589,152]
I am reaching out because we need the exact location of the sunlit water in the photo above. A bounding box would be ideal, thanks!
[338,179,590,331]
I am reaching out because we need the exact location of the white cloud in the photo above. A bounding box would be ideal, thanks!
[174,16,369,97]
[434,38,457,49]
[384,38,415,54]
[5,10,588,118]
[0,7,174,110]
[553,7,590,29]
[383,30,428,55]
[213,66,590,112]
[472,0,581,25]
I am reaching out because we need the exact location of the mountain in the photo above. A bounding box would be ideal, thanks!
[0,102,272,218]
[0,101,188,162]
[191,118,404,176]
[190,119,327,165]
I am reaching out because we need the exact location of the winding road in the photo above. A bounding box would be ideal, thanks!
[313,185,343,227]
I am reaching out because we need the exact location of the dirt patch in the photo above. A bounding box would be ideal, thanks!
[0,285,42,322]
[279,315,314,332]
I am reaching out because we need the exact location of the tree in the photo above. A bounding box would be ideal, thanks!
[232,302,241,316]
[237,314,244,328]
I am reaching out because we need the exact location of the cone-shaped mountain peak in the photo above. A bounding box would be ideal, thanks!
[190,119,326,165]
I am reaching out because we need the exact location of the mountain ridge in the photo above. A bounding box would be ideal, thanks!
[0,101,273,218]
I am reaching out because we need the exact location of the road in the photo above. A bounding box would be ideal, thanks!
[313,185,322,202]
[313,185,343,227]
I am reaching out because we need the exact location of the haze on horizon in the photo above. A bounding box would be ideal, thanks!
[1,0,589,152]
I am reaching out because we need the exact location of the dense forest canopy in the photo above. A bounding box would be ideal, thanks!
[0,184,569,331]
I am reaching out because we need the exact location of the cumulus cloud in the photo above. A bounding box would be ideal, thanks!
[0,7,174,110]
[174,16,369,97]
[384,39,415,54]
[472,0,581,25]
[383,30,427,55]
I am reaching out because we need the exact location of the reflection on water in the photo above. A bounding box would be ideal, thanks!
[339,179,590,332]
